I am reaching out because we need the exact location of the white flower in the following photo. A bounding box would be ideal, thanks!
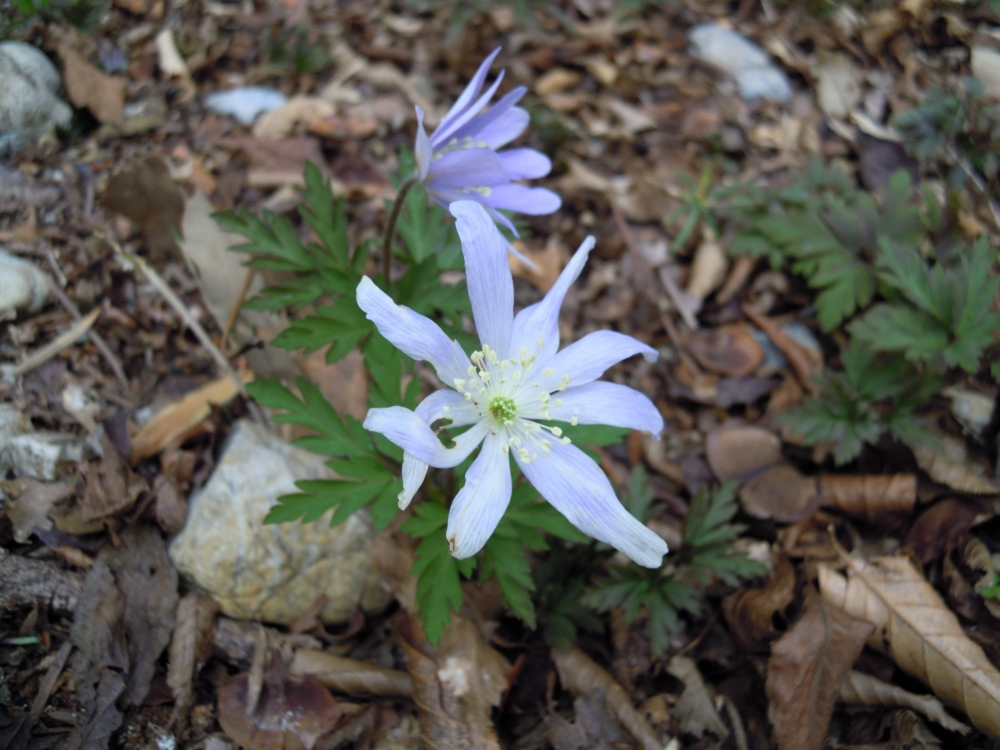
[356,201,667,568]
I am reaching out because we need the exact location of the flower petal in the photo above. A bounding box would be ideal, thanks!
[434,46,501,139]
[399,452,428,510]
[432,69,506,148]
[535,382,664,436]
[537,330,657,393]
[476,106,530,149]
[516,440,667,567]
[451,201,514,357]
[364,406,489,467]
[425,148,510,190]
[510,236,594,367]
[356,276,470,384]
[499,148,552,180]
[446,432,512,559]
[483,184,561,215]
[450,86,526,144]
[414,106,432,181]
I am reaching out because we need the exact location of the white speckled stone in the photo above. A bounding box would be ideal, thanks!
[689,24,792,103]
[168,420,392,625]
[0,42,72,152]
[0,251,50,316]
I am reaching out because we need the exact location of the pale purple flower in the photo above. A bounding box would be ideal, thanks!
[414,47,561,236]
[356,200,667,568]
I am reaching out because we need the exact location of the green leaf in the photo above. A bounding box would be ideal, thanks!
[300,163,350,268]
[481,534,536,627]
[264,475,392,525]
[402,504,475,644]
[272,302,373,362]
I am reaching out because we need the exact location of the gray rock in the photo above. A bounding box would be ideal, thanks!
[169,420,392,625]
[689,24,792,103]
[0,251,50,316]
[1,431,88,481]
[0,42,73,153]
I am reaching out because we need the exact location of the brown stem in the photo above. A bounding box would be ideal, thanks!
[381,176,418,284]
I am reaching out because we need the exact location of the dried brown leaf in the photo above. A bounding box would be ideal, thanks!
[218,661,343,750]
[706,422,782,481]
[905,498,984,564]
[508,236,568,293]
[667,655,727,738]
[79,434,146,521]
[290,649,414,697]
[551,646,662,750]
[766,588,874,750]
[838,670,970,734]
[101,156,185,260]
[819,474,916,528]
[741,306,822,394]
[818,554,1000,738]
[168,593,218,730]
[252,97,336,140]
[723,552,797,652]
[1,479,74,543]
[130,374,244,463]
[57,41,125,124]
[911,436,1000,494]
[739,463,820,523]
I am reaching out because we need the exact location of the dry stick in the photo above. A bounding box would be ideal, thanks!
[381,176,418,284]
[947,143,1000,233]
[45,275,129,389]
[220,267,255,349]
[31,640,73,720]
[102,234,247,398]
[3,307,101,379]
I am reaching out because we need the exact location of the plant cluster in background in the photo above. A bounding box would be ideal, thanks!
[1,0,108,35]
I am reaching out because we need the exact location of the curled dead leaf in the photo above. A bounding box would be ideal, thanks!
[905,498,985,564]
[838,670,970,734]
[290,649,414,697]
[819,474,916,528]
[818,555,1000,738]
[911,436,1000,495]
[723,552,797,652]
[685,230,728,301]
[706,422,782,482]
[766,588,874,750]
[687,324,764,378]
[739,463,820,523]
[666,655,727,739]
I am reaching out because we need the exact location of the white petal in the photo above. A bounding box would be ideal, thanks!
[537,330,657,393]
[399,452,428,510]
[535,382,663,437]
[414,106,432,181]
[450,201,514,357]
[356,276,470,385]
[445,432,512,559]
[364,407,489,468]
[415,389,482,426]
[433,47,501,141]
[517,440,667,567]
[510,236,594,368]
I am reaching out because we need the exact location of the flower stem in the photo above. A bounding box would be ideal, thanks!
[381,176,418,284]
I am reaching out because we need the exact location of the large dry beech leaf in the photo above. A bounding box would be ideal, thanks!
[819,473,916,528]
[911,435,1000,495]
[765,588,874,750]
[818,554,1000,738]
[838,670,970,734]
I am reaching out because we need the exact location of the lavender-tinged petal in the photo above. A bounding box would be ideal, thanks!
[364,407,490,468]
[476,106,530,149]
[425,148,511,190]
[449,86,526,144]
[516,440,668,567]
[414,106,432,181]
[530,382,664,437]
[431,70,506,149]
[537,330,657,393]
[357,277,470,385]
[499,149,551,180]
[445,432,512,558]
[451,201,514,357]
[399,453,428,510]
[434,47,502,141]
[483,184,562,215]
[510,236,594,368]
[414,389,482,426]
[481,203,519,236]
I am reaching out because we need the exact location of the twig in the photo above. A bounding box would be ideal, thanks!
[31,640,73,720]
[102,234,247,398]
[221,268,255,349]
[946,143,1000,233]
[45,275,129,389]
[381,176,417,284]
[2,307,101,379]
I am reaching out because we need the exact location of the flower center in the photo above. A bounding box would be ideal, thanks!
[489,396,517,423]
